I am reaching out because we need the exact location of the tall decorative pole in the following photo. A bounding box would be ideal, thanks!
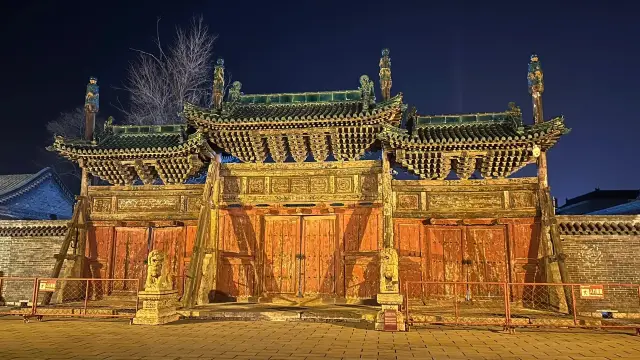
[379,49,392,101]
[84,77,99,140]
[212,58,225,110]
[70,76,99,280]
[528,54,570,311]
[374,49,404,332]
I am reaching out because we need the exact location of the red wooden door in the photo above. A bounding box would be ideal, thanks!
[464,226,508,298]
[217,212,258,299]
[394,219,423,299]
[302,216,336,296]
[113,227,149,291]
[426,226,463,296]
[152,227,185,292]
[342,209,380,299]
[263,216,299,294]
[86,226,114,279]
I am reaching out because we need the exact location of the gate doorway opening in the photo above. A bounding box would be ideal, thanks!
[263,215,338,299]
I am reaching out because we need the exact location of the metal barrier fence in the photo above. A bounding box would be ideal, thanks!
[0,277,139,322]
[404,281,640,334]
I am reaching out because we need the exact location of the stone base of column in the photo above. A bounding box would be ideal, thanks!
[375,293,406,331]
[133,290,180,325]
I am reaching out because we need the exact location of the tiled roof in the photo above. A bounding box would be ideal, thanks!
[557,216,640,236]
[0,220,69,237]
[0,174,33,197]
[413,112,521,127]
[239,90,362,104]
[563,189,640,207]
[381,113,569,149]
[50,124,212,159]
[588,200,640,215]
[0,168,73,205]
[182,94,403,127]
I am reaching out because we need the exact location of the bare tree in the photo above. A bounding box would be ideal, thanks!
[43,107,104,189]
[46,107,85,139]
[119,16,216,125]
[46,106,106,140]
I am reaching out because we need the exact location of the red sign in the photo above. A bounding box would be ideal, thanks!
[580,285,604,299]
[383,310,398,331]
[39,280,57,292]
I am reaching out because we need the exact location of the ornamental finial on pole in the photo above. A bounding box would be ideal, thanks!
[212,58,225,110]
[85,76,99,113]
[527,54,544,95]
[379,48,392,101]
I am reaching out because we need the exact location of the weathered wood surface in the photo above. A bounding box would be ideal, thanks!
[394,218,540,300]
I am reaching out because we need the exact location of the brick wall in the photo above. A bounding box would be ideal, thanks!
[562,235,640,284]
[558,215,640,312]
[0,220,70,304]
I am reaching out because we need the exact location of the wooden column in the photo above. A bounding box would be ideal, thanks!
[381,148,394,249]
[183,155,221,308]
[529,54,570,311]
[375,146,405,331]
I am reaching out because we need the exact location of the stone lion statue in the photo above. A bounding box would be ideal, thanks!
[144,250,173,292]
[379,248,399,293]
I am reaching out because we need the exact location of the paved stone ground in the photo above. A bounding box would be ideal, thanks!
[1,318,639,359]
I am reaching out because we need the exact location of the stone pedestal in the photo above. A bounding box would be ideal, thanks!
[375,293,406,331]
[133,290,180,325]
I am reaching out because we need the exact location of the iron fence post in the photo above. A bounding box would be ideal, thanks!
[503,282,510,329]
[30,277,39,318]
[83,279,90,316]
[571,284,577,326]
[453,282,459,324]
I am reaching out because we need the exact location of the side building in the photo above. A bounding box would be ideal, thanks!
[0,168,74,303]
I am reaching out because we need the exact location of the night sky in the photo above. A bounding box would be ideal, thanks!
[1,0,638,203]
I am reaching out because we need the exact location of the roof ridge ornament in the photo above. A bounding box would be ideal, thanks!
[379,48,392,101]
[359,75,375,107]
[85,77,99,113]
[527,54,544,124]
[507,102,524,132]
[212,58,225,111]
[228,81,243,103]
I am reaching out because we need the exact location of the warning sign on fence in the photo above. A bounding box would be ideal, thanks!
[38,279,56,292]
[580,285,604,299]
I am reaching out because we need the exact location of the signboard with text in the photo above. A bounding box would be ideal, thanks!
[38,279,57,292]
[580,285,604,299]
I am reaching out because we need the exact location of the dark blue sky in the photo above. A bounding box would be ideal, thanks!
[0,0,638,202]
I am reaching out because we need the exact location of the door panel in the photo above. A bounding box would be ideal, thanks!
[302,216,336,296]
[465,226,508,298]
[394,219,423,299]
[426,226,463,296]
[113,227,149,291]
[465,227,507,283]
[263,217,299,294]
[152,227,185,293]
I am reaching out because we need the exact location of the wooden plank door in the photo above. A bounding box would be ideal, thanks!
[263,216,300,294]
[152,227,185,293]
[112,227,149,291]
[301,216,336,296]
[394,219,424,299]
[464,226,508,298]
[426,226,463,296]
